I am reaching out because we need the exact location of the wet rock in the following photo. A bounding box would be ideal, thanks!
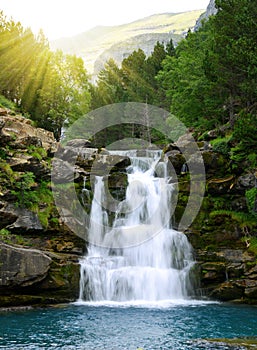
[90,154,130,176]
[0,242,51,288]
[202,151,228,178]
[166,151,185,175]
[201,262,226,283]
[245,279,257,299]
[210,281,244,301]
[0,243,81,307]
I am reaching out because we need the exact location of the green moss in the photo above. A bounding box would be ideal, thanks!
[210,210,257,230]
[0,162,15,183]
[211,136,232,157]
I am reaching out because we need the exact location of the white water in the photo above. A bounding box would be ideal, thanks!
[79,150,195,303]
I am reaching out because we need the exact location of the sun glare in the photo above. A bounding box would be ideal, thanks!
[1,0,209,40]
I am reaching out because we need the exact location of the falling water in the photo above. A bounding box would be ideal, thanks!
[79,150,195,303]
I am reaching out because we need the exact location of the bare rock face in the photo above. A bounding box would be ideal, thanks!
[0,243,51,288]
[194,0,217,31]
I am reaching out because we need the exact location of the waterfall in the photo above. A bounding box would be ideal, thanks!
[79,150,195,304]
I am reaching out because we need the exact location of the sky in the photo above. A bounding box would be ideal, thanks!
[1,0,210,40]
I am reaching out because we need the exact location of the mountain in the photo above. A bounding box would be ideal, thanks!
[194,0,217,31]
[50,10,204,76]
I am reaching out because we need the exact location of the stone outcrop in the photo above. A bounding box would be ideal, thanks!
[0,243,80,307]
[0,243,51,288]
[194,249,257,302]
[0,110,57,153]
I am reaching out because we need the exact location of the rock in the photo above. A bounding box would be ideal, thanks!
[0,108,8,116]
[201,262,226,283]
[0,242,51,288]
[0,204,43,233]
[51,158,79,183]
[0,243,81,307]
[235,173,256,191]
[0,114,57,152]
[0,202,17,229]
[211,281,244,301]
[202,151,228,178]
[217,249,255,263]
[166,151,186,175]
[63,146,98,163]
[194,0,217,31]
[245,279,257,298]
[90,154,130,176]
[66,139,91,148]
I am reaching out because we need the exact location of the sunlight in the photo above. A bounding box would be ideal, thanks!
[1,0,210,40]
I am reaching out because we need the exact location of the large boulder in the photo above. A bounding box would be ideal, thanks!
[0,243,81,307]
[0,243,51,288]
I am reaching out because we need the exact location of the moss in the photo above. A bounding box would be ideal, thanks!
[210,136,232,157]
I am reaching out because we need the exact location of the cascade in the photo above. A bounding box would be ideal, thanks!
[79,150,195,303]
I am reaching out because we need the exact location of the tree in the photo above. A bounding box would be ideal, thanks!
[158,23,222,129]
[91,58,124,109]
[206,0,257,125]
[34,51,91,139]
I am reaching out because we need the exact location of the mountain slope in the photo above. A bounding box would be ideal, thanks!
[50,10,204,74]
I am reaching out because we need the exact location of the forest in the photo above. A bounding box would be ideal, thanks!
[0,0,257,166]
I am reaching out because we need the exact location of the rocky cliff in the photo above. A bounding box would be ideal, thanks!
[1,108,257,307]
[194,0,217,31]
[0,108,85,307]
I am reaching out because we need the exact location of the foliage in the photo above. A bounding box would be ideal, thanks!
[246,237,257,256]
[246,188,257,217]
[27,145,47,161]
[230,112,257,166]
[211,136,232,157]
[0,11,91,140]
[0,94,16,110]
[0,228,10,235]
[11,172,37,208]
[92,40,175,110]
[210,210,257,230]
